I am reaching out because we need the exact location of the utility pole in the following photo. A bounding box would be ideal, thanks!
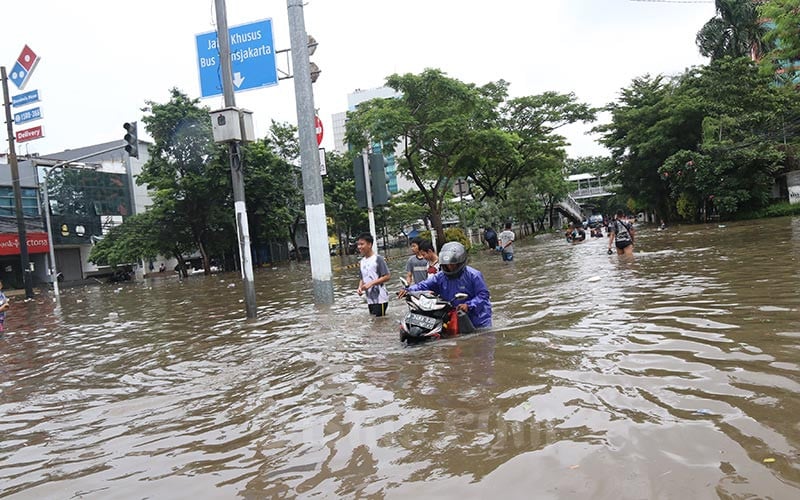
[362,149,377,239]
[287,0,334,304]
[1,66,34,299]
[213,0,258,318]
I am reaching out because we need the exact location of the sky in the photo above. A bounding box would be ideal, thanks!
[1,0,716,161]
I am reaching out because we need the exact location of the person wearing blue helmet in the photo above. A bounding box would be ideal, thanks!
[398,241,492,328]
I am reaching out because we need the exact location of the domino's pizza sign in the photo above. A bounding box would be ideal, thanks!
[9,45,40,90]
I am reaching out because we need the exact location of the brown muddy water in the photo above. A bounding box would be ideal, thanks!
[1,217,799,499]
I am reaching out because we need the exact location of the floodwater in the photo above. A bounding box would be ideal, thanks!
[1,217,799,499]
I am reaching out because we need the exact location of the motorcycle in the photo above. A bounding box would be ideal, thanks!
[398,278,475,344]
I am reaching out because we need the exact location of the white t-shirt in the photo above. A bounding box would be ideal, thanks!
[359,254,390,304]
[498,229,515,253]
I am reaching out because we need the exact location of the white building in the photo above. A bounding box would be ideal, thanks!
[331,86,416,193]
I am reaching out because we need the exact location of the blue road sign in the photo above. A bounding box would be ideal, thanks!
[12,89,40,108]
[13,107,42,125]
[196,19,278,98]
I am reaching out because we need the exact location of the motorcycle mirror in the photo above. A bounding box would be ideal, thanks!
[454,293,468,300]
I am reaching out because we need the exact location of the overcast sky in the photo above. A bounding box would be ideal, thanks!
[1,0,715,160]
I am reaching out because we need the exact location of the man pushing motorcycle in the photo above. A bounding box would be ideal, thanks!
[398,242,493,328]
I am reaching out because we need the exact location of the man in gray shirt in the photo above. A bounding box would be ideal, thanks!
[405,237,430,284]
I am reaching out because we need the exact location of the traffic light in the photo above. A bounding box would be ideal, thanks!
[353,155,368,208]
[369,153,389,206]
[123,122,138,158]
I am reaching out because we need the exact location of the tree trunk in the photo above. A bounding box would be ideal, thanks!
[198,239,211,275]
[289,214,301,261]
[429,210,445,248]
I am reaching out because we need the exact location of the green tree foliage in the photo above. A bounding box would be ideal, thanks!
[346,69,594,242]
[383,190,428,240]
[654,58,790,220]
[243,122,304,246]
[93,89,305,271]
[564,156,615,176]
[597,74,702,221]
[759,0,800,83]
[466,91,594,200]
[345,68,504,244]
[138,88,230,274]
[322,150,368,251]
[88,206,195,271]
[696,0,769,61]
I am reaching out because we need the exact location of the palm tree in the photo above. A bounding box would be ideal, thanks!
[696,0,770,61]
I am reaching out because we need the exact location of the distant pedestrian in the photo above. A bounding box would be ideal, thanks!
[498,222,515,261]
[483,226,498,251]
[405,237,429,284]
[608,210,635,256]
[0,279,9,332]
[356,232,391,316]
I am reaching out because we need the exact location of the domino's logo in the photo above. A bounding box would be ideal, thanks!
[9,45,39,90]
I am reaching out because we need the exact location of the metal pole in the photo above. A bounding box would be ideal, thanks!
[362,149,376,239]
[2,66,34,298]
[41,174,59,298]
[288,0,334,304]
[214,0,258,318]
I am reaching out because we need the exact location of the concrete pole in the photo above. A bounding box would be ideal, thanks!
[41,174,59,299]
[362,149,377,239]
[214,0,258,318]
[1,66,34,298]
[287,0,334,304]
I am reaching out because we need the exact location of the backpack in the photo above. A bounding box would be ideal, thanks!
[613,220,633,243]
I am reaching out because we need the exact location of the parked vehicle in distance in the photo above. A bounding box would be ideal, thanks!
[587,214,604,228]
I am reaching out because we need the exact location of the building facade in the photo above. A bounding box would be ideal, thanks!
[331,86,416,194]
[0,139,154,290]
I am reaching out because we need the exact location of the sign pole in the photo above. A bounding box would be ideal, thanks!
[1,66,34,298]
[213,0,258,319]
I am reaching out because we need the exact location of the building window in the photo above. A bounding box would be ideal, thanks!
[0,186,39,217]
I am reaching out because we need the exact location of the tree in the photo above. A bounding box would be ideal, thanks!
[138,88,230,274]
[696,0,769,61]
[596,74,704,221]
[345,68,499,244]
[465,92,594,201]
[322,151,368,253]
[88,207,195,275]
[658,58,790,220]
[564,156,615,176]
[242,122,304,252]
[383,190,428,241]
[759,0,800,83]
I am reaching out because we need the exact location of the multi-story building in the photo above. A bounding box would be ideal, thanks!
[0,138,154,289]
[331,86,415,194]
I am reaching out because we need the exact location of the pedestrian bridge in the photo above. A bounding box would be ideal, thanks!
[567,173,617,200]
[556,194,583,223]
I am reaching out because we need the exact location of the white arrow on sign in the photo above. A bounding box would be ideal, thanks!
[233,72,246,88]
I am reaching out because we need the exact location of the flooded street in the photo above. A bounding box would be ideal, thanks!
[2,217,799,498]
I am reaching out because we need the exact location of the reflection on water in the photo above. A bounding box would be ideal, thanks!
[1,217,799,498]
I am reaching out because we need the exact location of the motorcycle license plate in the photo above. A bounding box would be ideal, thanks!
[407,313,437,329]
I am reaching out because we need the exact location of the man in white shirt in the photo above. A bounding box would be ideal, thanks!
[498,222,515,262]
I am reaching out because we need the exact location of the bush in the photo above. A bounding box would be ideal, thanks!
[417,227,471,250]
[735,201,800,220]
